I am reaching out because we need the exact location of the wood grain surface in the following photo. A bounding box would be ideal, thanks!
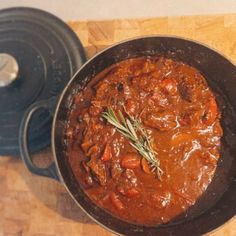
[0,14,236,236]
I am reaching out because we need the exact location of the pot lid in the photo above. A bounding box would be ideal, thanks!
[0,7,86,156]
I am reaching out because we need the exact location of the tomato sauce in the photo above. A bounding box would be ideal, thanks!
[65,57,222,225]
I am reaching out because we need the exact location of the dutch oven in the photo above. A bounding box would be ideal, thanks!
[19,36,236,235]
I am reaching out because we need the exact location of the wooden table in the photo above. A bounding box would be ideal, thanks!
[1,14,236,236]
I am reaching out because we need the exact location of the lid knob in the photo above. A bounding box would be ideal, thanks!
[0,53,19,87]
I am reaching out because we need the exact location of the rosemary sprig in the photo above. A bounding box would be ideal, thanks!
[102,107,163,179]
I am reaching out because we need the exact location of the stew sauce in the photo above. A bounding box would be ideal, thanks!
[66,57,222,225]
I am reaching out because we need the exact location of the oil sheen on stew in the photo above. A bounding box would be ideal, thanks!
[66,57,222,225]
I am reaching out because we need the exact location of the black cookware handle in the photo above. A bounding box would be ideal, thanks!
[19,97,60,181]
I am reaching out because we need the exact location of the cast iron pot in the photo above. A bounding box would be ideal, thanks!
[19,36,236,236]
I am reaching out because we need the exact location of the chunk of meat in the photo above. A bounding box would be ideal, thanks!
[144,111,177,131]
[124,169,138,186]
[160,78,177,95]
[116,169,138,194]
[101,143,112,162]
[87,158,107,186]
[111,158,123,179]
[179,109,205,129]
[148,91,169,109]
[152,191,171,208]
[110,192,125,210]
[178,76,196,102]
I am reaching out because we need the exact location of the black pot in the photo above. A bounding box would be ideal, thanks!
[19,36,236,236]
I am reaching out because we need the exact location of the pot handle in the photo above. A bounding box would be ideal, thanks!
[19,97,60,181]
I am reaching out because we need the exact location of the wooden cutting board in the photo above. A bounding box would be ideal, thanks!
[0,14,236,236]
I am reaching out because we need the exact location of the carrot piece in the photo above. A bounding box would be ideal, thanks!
[141,158,152,174]
[110,192,125,210]
[101,144,112,162]
[126,188,140,198]
[121,153,140,169]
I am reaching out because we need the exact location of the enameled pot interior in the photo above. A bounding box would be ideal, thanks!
[53,37,236,236]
